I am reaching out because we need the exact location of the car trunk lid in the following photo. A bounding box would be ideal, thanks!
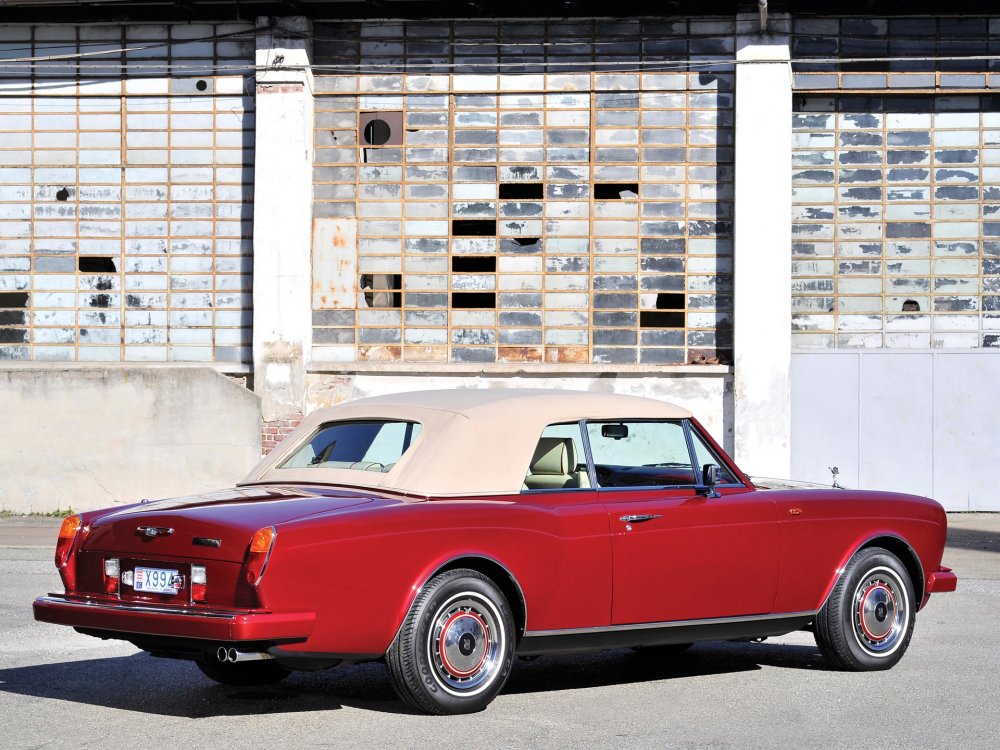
[81,485,374,563]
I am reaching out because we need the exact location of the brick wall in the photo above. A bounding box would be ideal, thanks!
[261,411,303,455]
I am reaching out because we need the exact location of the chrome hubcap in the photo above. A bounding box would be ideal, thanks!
[852,567,908,655]
[439,610,488,677]
[429,593,504,696]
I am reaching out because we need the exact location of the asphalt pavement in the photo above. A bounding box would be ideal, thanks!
[1,513,997,749]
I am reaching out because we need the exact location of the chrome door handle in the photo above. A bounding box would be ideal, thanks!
[619,514,661,523]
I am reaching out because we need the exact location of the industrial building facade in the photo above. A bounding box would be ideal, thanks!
[1,3,997,511]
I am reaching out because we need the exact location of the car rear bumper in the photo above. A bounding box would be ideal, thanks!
[33,594,315,643]
[926,566,958,593]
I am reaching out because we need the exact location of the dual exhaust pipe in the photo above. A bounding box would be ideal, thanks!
[216,646,271,663]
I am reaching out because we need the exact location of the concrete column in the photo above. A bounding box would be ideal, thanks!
[732,15,793,478]
[253,17,314,422]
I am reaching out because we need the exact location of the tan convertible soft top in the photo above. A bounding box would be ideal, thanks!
[240,389,692,497]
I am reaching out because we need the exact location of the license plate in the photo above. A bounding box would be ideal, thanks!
[133,567,181,595]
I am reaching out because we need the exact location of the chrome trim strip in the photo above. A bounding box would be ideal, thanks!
[577,419,598,490]
[35,595,249,620]
[523,610,816,639]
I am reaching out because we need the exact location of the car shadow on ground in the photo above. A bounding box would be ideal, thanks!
[946,525,1000,555]
[0,640,827,718]
[505,641,827,696]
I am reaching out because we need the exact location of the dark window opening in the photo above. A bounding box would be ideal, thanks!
[55,187,70,201]
[656,292,685,310]
[452,256,497,273]
[594,183,639,200]
[89,294,112,308]
[0,292,29,308]
[79,257,117,273]
[195,79,208,91]
[0,328,28,344]
[452,219,497,236]
[643,293,686,327]
[451,292,496,309]
[640,311,685,328]
[901,299,921,312]
[360,274,402,308]
[0,311,25,325]
[499,183,544,199]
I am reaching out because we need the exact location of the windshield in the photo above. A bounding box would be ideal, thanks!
[279,420,422,471]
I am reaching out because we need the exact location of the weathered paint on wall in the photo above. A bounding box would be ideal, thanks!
[0,367,261,513]
[309,18,738,369]
[0,22,255,365]
[791,350,1000,511]
[312,217,358,310]
[733,24,793,479]
[252,17,315,421]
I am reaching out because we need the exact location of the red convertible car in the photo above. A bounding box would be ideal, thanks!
[34,389,957,714]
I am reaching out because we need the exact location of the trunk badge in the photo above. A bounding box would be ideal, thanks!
[137,526,174,538]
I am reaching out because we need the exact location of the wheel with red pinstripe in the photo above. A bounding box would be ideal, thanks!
[387,569,515,715]
[815,547,915,671]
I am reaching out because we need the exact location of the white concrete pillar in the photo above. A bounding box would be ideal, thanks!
[253,17,314,422]
[732,15,793,478]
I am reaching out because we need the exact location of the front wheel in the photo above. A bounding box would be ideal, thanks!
[814,546,915,671]
[195,657,291,686]
[387,569,515,715]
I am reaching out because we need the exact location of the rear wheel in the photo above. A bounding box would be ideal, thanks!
[195,658,291,686]
[387,569,515,715]
[814,546,915,671]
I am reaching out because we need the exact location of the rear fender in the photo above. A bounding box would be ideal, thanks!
[391,553,527,645]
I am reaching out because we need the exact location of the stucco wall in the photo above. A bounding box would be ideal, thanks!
[791,351,1000,511]
[0,367,261,513]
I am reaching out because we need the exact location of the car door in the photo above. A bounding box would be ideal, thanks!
[587,419,780,625]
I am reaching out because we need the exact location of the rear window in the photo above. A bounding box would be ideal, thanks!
[279,420,422,472]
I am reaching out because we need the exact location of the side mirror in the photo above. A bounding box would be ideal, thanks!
[702,464,723,487]
[699,464,723,498]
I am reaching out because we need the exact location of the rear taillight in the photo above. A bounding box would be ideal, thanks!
[191,564,207,602]
[55,514,84,591]
[245,526,276,587]
[55,514,82,569]
[103,558,120,595]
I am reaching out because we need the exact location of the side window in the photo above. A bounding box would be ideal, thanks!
[523,423,590,491]
[586,420,696,488]
[690,428,739,485]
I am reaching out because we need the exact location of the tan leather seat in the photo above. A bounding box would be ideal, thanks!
[523,437,587,490]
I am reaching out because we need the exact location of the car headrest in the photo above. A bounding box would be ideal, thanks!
[529,437,577,476]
